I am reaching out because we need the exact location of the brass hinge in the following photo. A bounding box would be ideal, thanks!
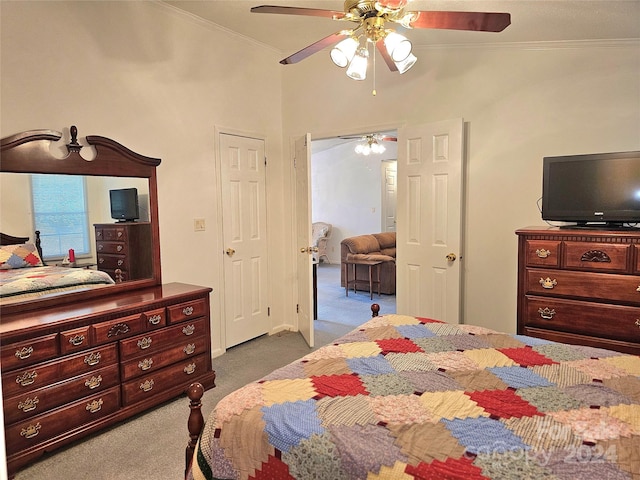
[296,304,299,313]
[264,156,267,166]
[268,307,270,316]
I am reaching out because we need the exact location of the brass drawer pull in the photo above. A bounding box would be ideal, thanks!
[85,375,103,390]
[117,259,124,267]
[539,277,557,289]
[183,344,196,355]
[15,346,33,360]
[148,314,162,326]
[182,306,194,316]
[18,396,39,413]
[538,307,556,320]
[182,325,195,336]
[86,398,103,414]
[536,249,551,258]
[184,363,196,375]
[20,422,41,439]
[635,319,640,329]
[16,371,38,387]
[69,334,85,346]
[98,244,104,251]
[140,379,154,392]
[137,337,152,350]
[84,352,102,366]
[116,245,123,252]
[138,358,154,371]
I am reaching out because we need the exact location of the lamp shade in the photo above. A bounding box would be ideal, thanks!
[395,53,417,74]
[346,48,369,80]
[330,37,358,68]
[384,32,412,62]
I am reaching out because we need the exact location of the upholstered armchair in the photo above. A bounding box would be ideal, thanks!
[311,222,332,263]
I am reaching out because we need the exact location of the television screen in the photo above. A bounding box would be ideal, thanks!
[541,151,640,229]
[109,188,139,222]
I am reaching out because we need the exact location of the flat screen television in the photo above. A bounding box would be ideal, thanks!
[109,188,139,222]
[541,151,640,230]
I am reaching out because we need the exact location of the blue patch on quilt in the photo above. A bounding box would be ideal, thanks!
[347,355,396,376]
[488,366,554,389]
[442,416,529,455]
[395,324,437,339]
[261,399,324,452]
[512,335,553,347]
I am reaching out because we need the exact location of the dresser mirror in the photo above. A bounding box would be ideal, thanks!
[0,126,162,314]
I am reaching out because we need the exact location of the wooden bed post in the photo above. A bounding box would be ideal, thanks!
[185,382,204,479]
[371,303,380,317]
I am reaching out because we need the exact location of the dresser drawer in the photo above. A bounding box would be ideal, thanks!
[142,307,166,330]
[526,268,640,304]
[120,336,208,381]
[1,334,59,370]
[524,295,640,343]
[167,298,207,324]
[5,386,120,456]
[119,317,206,359]
[4,364,120,424]
[2,344,118,398]
[97,226,127,242]
[121,354,208,406]
[524,240,561,267]
[563,241,631,273]
[96,241,128,255]
[97,253,128,271]
[60,326,91,355]
[93,312,145,344]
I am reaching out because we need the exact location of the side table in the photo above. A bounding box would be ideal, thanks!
[343,259,383,300]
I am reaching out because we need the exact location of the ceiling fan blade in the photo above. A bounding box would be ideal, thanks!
[280,32,349,65]
[251,5,346,20]
[380,136,397,142]
[408,11,511,32]
[376,39,398,72]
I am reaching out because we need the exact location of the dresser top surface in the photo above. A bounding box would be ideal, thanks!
[0,282,211,337]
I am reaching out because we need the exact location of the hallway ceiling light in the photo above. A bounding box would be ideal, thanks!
[354,134,387,155]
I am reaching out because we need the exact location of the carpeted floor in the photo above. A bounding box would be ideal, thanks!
[12,263,395,479]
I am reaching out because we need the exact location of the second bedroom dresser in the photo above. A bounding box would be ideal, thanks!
[516,226,640,355]
[94,222,153,282]
[1,282,216,476]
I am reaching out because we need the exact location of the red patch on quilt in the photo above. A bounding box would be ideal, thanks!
[497,347,557,367]
[249,454,294,480]
[416,317,445,324]
[406,456,490,479]
[376,338,423,355]
[311,373,369,398]
[466,389,542,419]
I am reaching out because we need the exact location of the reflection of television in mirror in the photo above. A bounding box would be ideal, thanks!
[542,151,640,230]
[109,188,139,222]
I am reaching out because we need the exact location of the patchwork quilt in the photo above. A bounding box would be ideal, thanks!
[0,265,114,298]
[189,314,640,480]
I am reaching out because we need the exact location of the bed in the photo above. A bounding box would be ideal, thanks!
[0,231,115,304]
[185,305,640,480]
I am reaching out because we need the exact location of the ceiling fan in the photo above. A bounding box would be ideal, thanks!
[341,133,397,155]
[251,1,511,79]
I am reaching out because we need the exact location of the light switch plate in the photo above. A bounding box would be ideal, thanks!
[194,218,205,231]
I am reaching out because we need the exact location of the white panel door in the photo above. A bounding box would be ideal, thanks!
[220,133,269,347]
[294,134,314,347]
[381,160,397,232]
[396,119,464,323]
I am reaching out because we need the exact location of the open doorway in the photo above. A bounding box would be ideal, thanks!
[310,131,397,327]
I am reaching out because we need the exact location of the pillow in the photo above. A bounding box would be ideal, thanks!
[0,243,44,269]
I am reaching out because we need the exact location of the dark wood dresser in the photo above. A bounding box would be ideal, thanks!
[1,282,216,476]
[94,222,153,282]
[516,227,640,355]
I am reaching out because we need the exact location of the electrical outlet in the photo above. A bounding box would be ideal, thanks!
[194,218,206,231]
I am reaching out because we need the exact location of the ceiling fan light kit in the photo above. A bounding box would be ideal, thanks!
[252,1,510,87]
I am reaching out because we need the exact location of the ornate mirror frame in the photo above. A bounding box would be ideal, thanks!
[0,126,162,314]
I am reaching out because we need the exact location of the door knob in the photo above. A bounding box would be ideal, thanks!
[226,248,235,257]
[446,253,457,262]
[300,247,319,254]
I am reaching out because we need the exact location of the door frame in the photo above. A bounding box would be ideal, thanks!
[214,125,271,352]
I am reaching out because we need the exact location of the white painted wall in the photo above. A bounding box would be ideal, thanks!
[311,140,398,264]
[282,41,640,334]
[0,1,289,358]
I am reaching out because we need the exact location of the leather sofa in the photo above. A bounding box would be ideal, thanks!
[340,232,396,295]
